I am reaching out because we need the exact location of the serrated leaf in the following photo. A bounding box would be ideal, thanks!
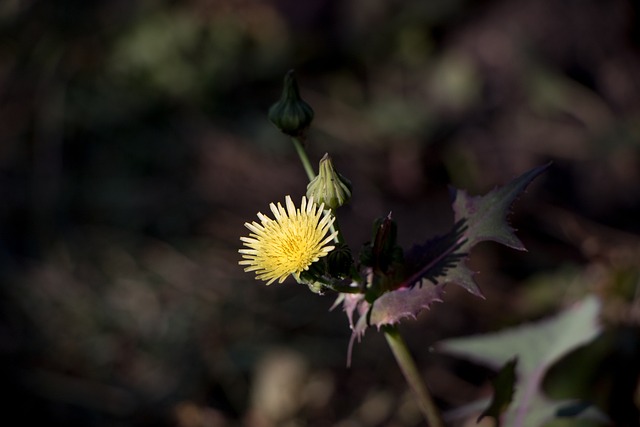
[402,163,549,300]
[404,220,469,288]
[451,164,550,251]
[369,283,446,327]
[337,165,549,357]
[437,296,607,427]
[337,282,446,362]
[442,163,551,295]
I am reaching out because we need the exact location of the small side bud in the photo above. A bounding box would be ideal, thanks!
[298,261,327,294]
[371,213,399,273]
[268,70,314,137]
[306,153,352,210]
[326,243,354,278]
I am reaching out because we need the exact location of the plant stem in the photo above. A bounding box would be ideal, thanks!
[383,325,444,427]
[331,214,345,244]
[291,136,316,181]
[324,282,362,294]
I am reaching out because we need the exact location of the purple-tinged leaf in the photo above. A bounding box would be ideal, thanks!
[333,292,368,331]
[369,283,445,327]
[403,221,468,288]
[337,285,445,366]
[443,163,550,296]
[451,163,551,252]
[332,292,369,366]
[338,164,549,353]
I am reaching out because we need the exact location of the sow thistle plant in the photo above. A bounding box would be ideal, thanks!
[239,70,606,427]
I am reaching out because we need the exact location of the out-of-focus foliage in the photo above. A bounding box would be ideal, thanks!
[478,358,517,426]
[439,296,606,426]
[1,0,640,426]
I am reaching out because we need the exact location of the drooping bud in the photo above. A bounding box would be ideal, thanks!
[268,70,314,137]
[306,153,352,210]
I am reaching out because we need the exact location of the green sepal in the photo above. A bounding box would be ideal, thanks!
[326,243,354,278]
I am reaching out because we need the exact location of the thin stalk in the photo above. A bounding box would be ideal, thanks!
[291,136,316,181]
[383,325,444,427]
[324,282,362,294]
[330,215,345,244]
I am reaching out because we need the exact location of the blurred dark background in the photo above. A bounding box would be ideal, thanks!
[1,0,639,426]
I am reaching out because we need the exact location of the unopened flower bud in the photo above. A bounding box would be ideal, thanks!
[298,260,328,294]
[268,70,314,137]
[371,213,400,273]
[306,153,352,210]
[326,243,354,278]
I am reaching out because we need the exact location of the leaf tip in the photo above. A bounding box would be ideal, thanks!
[477,357,518,425]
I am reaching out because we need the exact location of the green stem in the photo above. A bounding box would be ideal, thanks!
[383,325,444,427]
[324,282,362,294]
[291,136,316,181]
[331,215,345,244]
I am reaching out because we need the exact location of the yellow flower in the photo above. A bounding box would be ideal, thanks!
[239,196,338,285]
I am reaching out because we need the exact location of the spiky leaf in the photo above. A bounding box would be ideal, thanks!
[437,296,608,427]
[442,163,551,295]
[339,164,550,340]
[396,163,549,301]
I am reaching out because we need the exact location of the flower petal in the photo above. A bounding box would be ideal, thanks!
[238,195,337,285]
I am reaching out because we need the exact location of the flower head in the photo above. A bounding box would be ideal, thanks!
[239,196,337,285]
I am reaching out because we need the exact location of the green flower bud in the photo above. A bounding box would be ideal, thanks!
[305,281,325,294]
[326,243,354,278]
[268,70,314,137]
[306,153,352,210]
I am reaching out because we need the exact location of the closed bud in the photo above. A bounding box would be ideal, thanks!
[268,70,314,137]
[306,153,352,210]
[298,261,327,294]
[371,213,399,273]
[326,243,354,278]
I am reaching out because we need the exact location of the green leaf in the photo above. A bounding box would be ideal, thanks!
[437,296,608,427]
[478,358,518,426]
